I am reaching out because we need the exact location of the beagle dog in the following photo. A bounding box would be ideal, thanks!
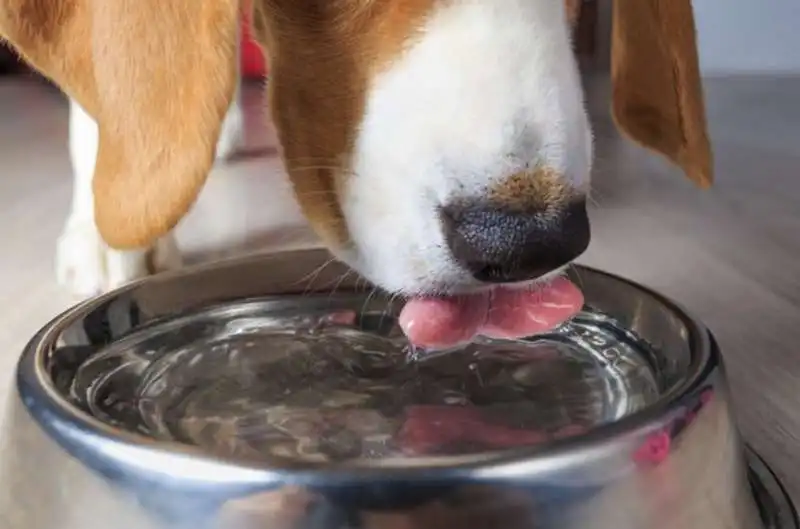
[1,0,712,339]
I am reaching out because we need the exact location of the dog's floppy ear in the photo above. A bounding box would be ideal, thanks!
[611,0,713,187]
[0,0,239,248]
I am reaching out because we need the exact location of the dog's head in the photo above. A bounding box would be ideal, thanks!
[1,0,711,297]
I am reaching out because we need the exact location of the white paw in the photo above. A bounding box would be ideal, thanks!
[215,105,245,162]
[56,220,183,298]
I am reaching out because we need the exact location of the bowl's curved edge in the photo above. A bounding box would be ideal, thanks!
[748,448,799,529]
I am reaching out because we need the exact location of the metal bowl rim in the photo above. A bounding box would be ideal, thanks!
[16,255,714,485]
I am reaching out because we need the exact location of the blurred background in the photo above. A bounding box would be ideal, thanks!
[0,0,799,502]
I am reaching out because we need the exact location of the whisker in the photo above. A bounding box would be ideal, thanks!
[360,285,381,318]
[588,184,608,200]
[295,257,338,296]
[328,269,355,299]
[568,262,586,294]
[354,275,368,292]
[387,291,405,319]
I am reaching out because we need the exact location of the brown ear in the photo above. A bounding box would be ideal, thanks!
[0,0,239,248]
[611,0,713,187]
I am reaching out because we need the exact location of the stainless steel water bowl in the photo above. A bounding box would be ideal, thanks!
[0,250,795,529]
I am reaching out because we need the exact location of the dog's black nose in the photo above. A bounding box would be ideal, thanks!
[441,200,590,283]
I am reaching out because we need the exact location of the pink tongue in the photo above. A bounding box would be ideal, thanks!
[398,277,583,349]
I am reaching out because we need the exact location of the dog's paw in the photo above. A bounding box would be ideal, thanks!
[56,220,182,298]
[215,104,245,162]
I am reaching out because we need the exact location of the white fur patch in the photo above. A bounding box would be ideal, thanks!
[338,0,592,295]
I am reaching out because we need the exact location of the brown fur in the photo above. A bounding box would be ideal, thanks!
[0,0,713,250]
[488,168,573,213]
[253,0,434,249]
[1,0,239,248]
[611,0,713,188]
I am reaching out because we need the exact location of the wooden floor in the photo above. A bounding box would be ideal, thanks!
[0,74,799,501]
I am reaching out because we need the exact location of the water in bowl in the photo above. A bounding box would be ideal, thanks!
[66,299,662,465]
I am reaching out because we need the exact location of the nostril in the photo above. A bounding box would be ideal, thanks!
[440,200,590,283]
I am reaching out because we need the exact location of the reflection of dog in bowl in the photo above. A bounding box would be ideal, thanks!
[1,0,711,344]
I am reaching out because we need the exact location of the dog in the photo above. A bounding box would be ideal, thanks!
[55,4,583,298]
[0,0,712,339]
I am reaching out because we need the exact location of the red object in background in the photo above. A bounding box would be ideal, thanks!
[241,2,267,79]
